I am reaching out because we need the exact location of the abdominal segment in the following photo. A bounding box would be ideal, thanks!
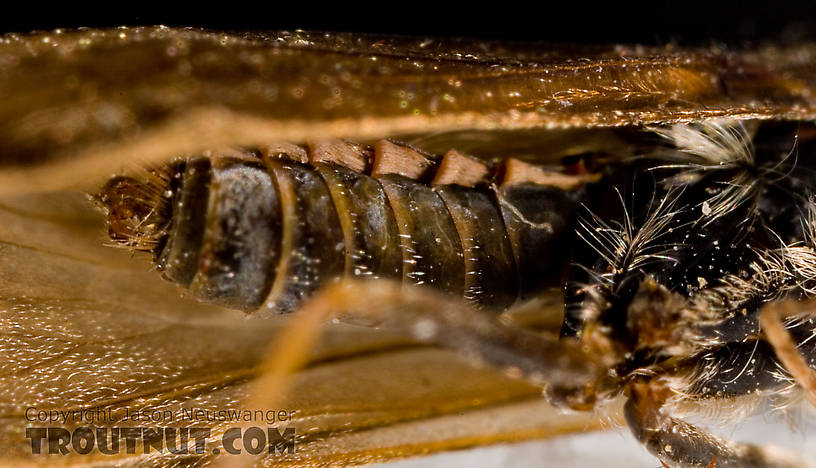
[100,140,587,314]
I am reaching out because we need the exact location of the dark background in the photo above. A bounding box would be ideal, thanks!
[1,3,814,45]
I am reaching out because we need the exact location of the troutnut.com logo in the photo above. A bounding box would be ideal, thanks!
[26,426,296,455]
[24,405,299,456]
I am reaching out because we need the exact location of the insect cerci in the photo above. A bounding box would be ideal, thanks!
[2,26,816,468]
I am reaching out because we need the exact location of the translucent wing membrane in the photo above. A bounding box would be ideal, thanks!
[3,28,816,468]
[1,28,816,193]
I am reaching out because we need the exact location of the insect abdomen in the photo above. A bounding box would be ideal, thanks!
[101,140,587,314]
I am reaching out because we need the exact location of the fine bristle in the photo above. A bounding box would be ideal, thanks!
[95,166,177,253]
[572,188,684,324]
[651,119,760,224]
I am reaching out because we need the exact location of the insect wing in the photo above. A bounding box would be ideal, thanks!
[2,27,816,466]
[1,27,815,193]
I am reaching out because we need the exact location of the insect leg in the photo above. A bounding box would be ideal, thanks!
[625,380,807,468]
[759,299,816,407]
[259,279,613,410]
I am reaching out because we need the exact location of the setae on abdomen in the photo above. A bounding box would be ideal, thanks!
[98,140,588,314]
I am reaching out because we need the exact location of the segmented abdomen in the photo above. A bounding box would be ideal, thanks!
[102,140,586,314]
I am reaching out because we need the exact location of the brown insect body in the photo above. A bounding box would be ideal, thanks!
[6,27,816,468]
[101,140,583,313]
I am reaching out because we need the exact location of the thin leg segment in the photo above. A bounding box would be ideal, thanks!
[759,299,816,407]
[257,279,613,410]
[329,280,613,409]
[625,381,808,468]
